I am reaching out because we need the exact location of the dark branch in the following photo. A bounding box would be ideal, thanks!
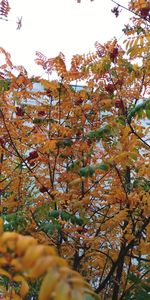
[111,0,150,24]
[129,124,150,149]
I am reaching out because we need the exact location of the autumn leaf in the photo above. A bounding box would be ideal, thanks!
[41,140,56,153]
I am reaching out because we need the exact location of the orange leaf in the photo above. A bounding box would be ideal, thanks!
[13,275,29,297]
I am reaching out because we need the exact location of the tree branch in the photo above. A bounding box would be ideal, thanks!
[111,0,150,24]
[0,108,53,200]
[127,254,150,263]
[129,123,150,149]
[120,269,150,300]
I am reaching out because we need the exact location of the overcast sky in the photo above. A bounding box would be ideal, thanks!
[1,0,131,76]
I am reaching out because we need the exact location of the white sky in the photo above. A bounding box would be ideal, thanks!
[0,0,131,76]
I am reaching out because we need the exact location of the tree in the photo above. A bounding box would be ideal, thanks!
[0,0,150,299]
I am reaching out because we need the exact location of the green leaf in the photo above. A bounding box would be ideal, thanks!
[127,62,133,73]
[84,125,111,142]
[137,109,143,119]
[75,217,84,226]
[144,184,150,192]
[141,283,150,292]
[96,163,108,171]
[61,211,70,221]
[136,290,150,300]
[79,166,95,177]
[88,166,95,176]
[50,210,59,219]
[70,216,76,224]
[56,223,61,232]
[133,177,150,191]
[87,132,95,140]
[47,224,55,234]
[133,179,139,188]
[116,117,126,125]
[104,63,111,71]
[79,162,108,178]
[68,160,81,171]
[33,118,54,124]
[34,203,50,219]
[33,118,45,124]
[57,139,73,148]
[127,100,150,123]
[41,223,55,235]
[0,80,10,91]
[128,273,141,284]
[59,154,68,159]
[146,109,150,119]
[62,139,73,147]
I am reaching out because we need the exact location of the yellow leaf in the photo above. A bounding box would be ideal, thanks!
[129,38,135,49]
[16,235,37,256]
[11,258,22,271]
[146,34,150,42]
[132,64,139,71]
[22,245,45,268]
[31,133,45,144]
[125,39,130,50]
[1,232,18,243]
[68,177,84,187]
[100,99,112,108]
[69,277,85,289]
[0,268,11,279]
[0,257,8,266]
[139,36,144,46]
[11,290,21,300]
[40,79,57,91]
[22,245,55,268]
[114,152,128,163]
[0,286,8,298]
[1,232,18,251]
[13,275,29,297]
[42,140,56,153]
[41,245,56,256]
[39,270,60,300]
[13,295,21,300]
[54,281,70,300]
[28,257,53,278]
[28,256,67,278]
[133,37,139,48]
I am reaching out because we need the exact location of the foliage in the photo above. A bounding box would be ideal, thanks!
[0,0,10,19]
[0,0,150,299]
[0,228,97,300]
[0,0,22,30]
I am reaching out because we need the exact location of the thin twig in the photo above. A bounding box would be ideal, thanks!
[120,269,150,299]
[111,0,150,24]
[79,168,112,200]
[0,108,53,200]
[129,123,150,149]
[115,166,129,202]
